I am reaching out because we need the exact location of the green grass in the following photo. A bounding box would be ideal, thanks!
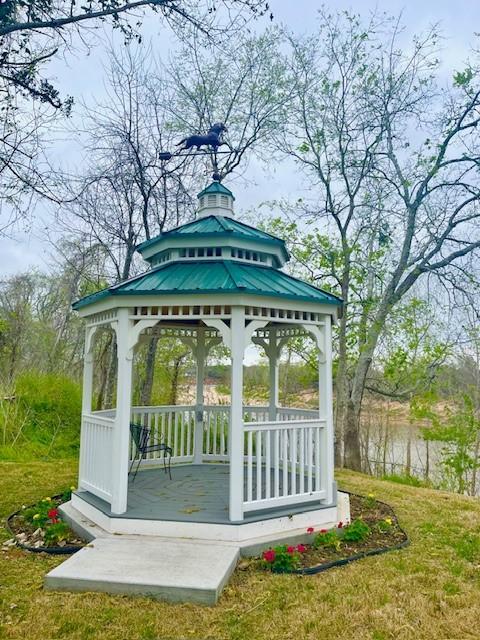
[1,461,480,639]
[0,373,81,461]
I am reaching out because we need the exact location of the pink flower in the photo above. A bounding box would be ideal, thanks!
[286,546,296,554]
[263,549,276,563]
[338,521,344,529]
[306,527,314,534]
[296,544,306,553]
[320,528,327,534]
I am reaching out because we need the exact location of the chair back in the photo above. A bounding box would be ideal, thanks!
[130,423,150,451]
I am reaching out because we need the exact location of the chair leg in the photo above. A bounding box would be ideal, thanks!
[128,454,137,476]
[167,452,172,480]
[132,453,143,481]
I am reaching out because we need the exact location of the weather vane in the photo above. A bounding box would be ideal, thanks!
[158,123,230,182]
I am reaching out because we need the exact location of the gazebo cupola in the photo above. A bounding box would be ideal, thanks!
[71,179,345,537]
[196,181,235,218]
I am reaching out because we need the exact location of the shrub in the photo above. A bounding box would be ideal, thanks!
[342,519,371,543]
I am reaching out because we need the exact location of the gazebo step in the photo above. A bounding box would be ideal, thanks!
[44,537,239,605]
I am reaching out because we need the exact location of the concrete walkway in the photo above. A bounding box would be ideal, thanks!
[45,535,239,605]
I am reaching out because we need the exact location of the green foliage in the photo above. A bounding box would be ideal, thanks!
[342,519,371,543]
[313,529,341,551]
[261,545,302,572]
[363,493,377,509]
[453,68,473,86]
[44,521,71,546]
[381,473,429,488]
[376,518,394,534]
[23,497,55,528]
[0,372,81,460]
[413,394,480,494]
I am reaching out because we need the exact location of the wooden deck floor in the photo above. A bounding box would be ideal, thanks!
[76,464,332,524]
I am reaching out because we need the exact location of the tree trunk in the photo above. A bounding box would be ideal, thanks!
[341,299,391,471]
[104,341,117,409]
[343,399,362,470]
[94,332,113,411]
[334,277,350,467]
[139,336,159,406]
[168,351,188,405]
[406,428,412,477]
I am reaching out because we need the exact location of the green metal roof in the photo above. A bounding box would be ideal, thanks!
[136,215,288,258]
[73,260,342,310]
[197,182,235,199]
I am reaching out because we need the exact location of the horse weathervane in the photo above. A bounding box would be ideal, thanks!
[159,123,229,182]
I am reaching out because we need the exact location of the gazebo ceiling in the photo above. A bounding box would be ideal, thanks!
[72,259,342,310]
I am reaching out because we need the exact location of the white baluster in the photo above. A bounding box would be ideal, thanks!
[256,430,262,501]
[265,429,271,499]
[291,427,297,495]
[247,431,253,502]
[274,429,280,497]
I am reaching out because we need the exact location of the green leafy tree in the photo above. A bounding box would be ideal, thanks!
[413,394,480,494]
[272,11,480,469]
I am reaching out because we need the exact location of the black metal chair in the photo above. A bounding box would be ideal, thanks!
[129,423,172,481]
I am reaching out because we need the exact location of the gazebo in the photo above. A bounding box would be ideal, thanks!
[70,181,348,543]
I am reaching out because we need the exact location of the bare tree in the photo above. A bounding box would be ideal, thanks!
[163,27,291,181]
[63,45,199,283]
[0,0,270,229]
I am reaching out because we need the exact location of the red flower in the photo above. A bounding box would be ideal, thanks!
[263,549,276,563]
[306,527,314,534]
[48,508,59,522]
[286,546,296,554]
[320,529,327,534]
[337,521,344,529]
[296,544,306,553]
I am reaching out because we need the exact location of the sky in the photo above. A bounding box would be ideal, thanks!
[1,0,480,277]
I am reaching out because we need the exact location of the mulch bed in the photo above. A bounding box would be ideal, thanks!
[252,492,409,575]
[4,494,85,554]
[298,494,407,570]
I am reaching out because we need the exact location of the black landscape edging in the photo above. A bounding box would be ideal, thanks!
[5,494,83,555]
[290,490,410,575]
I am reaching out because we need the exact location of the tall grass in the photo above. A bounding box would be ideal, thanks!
[0,372,81,461]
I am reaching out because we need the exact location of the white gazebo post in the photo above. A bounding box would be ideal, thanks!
[194,326,206,464]
[318,316,335,504]
[267,327,279,422]
[78,326,96,490]
[229,306,245,522]
[111,308,134,514]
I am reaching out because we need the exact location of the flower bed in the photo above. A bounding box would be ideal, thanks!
[5,488,85,554]
[259,492,408,574]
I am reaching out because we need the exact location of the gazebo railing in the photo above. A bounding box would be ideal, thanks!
[79,412,115,502]
[243,418,328,511]
[130,405,196,463]
[80,406,328,513]
[89,405,318,466]
[80,405,321,503]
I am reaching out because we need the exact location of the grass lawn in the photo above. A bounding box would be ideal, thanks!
[1,461,480,640]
